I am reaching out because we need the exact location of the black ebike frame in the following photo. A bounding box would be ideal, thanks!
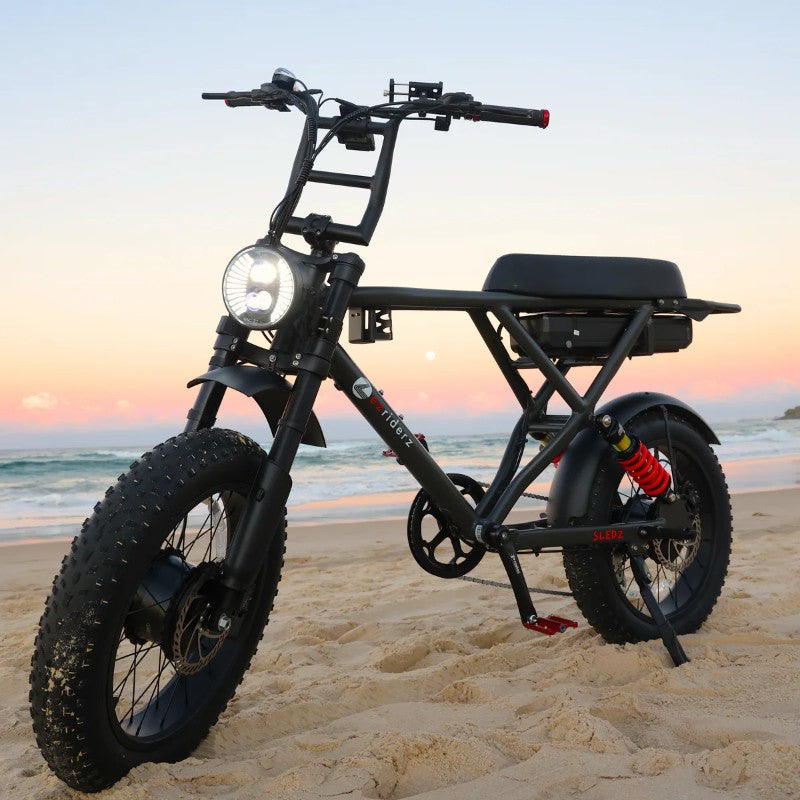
[186,274,737,608]
[330,290,736,551]
[188,92,740,613]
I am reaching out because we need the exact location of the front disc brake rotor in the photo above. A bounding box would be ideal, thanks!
[164,563,229,675]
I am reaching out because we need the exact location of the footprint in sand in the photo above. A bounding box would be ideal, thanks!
[377,642,431,673]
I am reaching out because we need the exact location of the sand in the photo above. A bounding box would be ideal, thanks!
[1,489,798,799]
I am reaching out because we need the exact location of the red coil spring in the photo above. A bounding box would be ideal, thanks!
[618,441,671,497]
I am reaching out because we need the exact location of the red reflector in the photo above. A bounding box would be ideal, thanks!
[542,109,550,128]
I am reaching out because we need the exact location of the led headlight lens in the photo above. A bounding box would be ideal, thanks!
[222,245,296,329]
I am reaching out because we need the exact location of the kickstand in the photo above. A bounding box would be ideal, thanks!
[628,555,689,666]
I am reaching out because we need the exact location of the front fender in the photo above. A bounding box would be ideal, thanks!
[547,392,718,525]
[188,365,326,447]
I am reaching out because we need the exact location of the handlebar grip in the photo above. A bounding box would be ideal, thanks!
[477,106,549,128]
[201,91,261,107]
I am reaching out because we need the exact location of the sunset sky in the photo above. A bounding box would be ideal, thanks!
[2,2,798,448]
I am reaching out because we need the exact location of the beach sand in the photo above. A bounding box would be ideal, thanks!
[1,489,798,799]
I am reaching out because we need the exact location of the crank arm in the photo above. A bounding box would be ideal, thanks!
[494,529,578,634]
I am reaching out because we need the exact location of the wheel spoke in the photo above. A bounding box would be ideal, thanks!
[173,516,188,551]
[159,674,182,730]
[114,642,154,698]
[133,656,173,735]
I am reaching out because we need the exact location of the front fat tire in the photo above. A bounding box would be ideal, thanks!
[562,411,732,645]
[29,429,285,792]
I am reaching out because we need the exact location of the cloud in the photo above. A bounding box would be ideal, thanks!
[116,399,133,411]
[21,392,58,410]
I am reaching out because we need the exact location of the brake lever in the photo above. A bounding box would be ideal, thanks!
[440,92,474,104]
[255,82,292,112]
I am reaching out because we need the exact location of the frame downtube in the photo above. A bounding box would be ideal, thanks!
[330,346,476,534]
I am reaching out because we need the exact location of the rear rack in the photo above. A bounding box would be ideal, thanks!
[349,287,740,319]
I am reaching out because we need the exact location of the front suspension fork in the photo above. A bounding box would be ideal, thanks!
[210,253,365,622]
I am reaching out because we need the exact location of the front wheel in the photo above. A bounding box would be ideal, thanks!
[562,411,732,645]
[29,428,285,792]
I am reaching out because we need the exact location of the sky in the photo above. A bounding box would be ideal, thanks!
[1,1,799,448]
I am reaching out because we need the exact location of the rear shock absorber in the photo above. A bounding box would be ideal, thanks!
[597,415,671,497]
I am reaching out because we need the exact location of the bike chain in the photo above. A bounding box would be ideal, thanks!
[456,574,573,597]
[463,483,573,597]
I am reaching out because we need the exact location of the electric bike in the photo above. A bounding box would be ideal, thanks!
[30,70,740,791]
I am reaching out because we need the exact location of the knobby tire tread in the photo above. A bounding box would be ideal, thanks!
[561,412,733,645]
[29,428,285,792]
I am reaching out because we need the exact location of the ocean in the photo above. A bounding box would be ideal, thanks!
[1,418,798,543]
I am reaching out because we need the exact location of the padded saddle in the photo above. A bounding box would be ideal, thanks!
[483,254,686,299]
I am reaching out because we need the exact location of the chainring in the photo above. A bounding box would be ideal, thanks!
[407,473,486,578]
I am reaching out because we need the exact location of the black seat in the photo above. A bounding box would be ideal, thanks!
[483,254,686,299]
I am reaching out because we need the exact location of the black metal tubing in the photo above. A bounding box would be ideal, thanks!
[329,345,477,533]
[308,170,372,189]
[469,311,531,409]
[219,254,365,602]
[185,315,251,432]
[486,304,654,522]
[350,286,738,316]
[495,306,588,412]
[328,296,655,533]
[286,118,401,246]
[332,285,661,530]
[509,518,665,550]
[474,410,529,517]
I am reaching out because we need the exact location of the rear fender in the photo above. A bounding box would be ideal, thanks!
[188,365,326,447]
[547,392,718,525]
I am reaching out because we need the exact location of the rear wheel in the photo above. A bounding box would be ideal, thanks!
[29,428,285,792]
[562,411,732,644]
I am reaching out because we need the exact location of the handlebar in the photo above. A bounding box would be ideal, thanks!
[201,73,550,247]
[202,87,548,128]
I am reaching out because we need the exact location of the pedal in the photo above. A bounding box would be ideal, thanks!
[523,615,578,635]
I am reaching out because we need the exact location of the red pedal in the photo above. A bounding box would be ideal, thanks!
[523,615,578,635]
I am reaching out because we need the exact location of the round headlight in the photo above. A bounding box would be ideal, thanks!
[222,245,297,329]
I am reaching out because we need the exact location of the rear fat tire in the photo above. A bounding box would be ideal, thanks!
[29,428,285,792]
[561,411,732,644]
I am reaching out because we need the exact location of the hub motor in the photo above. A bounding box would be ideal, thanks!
[125,555,230,675]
